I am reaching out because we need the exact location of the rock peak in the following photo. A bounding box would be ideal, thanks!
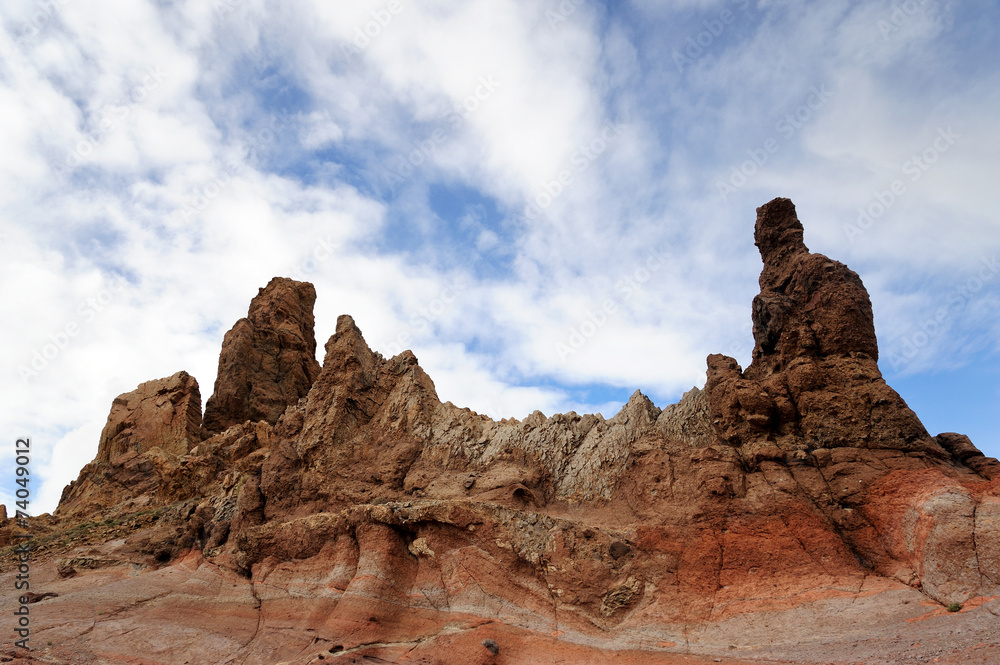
[202,276,321,436]
[95,370,202,464]
[335,313,358,335]
[707,198,934,455]
[749,197,878,367]
[755,197,808,267]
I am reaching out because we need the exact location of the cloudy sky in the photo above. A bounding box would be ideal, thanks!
[2,0,998,514]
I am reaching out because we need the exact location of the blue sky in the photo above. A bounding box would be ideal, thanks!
[1,0,998,513]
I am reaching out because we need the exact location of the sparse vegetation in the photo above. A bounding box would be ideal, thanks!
[946,602,962,613]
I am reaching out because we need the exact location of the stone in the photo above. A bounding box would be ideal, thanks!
[975,498,1000,587]
[937,432,1000,479]
[705,198,940,456]
[202,277,321,436]
[95,370,202,463]
[751,197,878,366]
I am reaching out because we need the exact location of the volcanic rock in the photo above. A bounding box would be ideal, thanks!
[23,198,1000,665]
[705,198,941,456]
[202,276,321,436]
[482,638,500,655]
[94,370,202,464]
[937,431,1000,479]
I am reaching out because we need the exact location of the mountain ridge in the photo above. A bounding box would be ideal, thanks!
[2,197,998,665]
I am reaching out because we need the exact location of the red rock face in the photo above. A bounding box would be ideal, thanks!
[95,370,202,463]
[202,276,321,436]
[36,199,1000,664]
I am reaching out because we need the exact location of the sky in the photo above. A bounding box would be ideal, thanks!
[1,0,998,515]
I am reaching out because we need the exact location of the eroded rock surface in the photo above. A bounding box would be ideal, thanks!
[27,198,1000,665]
[202,276,321,436]
[95,370,202,463]
[704,199,942,459]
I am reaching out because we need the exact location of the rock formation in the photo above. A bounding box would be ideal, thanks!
[202,276,321,436]
[705,198,939,456]
[94,370,202,463]
[7,198,998,665]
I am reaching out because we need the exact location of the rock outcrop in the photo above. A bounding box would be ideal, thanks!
[94,370,202,463]
[705,198,940,456]
[22,198,999,665]
[202,276,321,436]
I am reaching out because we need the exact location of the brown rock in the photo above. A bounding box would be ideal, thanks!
[202,277,321,436]
[261,314,440,514]
[37,199,1000,665]
[936,432,1000,479]
[95,370,202,464]
[936,432,982,462]
[751,197,878,367]
[705,199,939,455]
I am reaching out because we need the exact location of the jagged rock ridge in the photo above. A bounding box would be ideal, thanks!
[6,198,998,665]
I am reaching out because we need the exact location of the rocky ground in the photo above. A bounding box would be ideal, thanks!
[1,537,997,665]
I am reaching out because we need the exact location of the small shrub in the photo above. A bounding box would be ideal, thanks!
[946,602,962,613]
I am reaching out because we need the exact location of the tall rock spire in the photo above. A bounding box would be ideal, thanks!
[706,198,936,454]
[749,197,878,375]
[202,277,322,436]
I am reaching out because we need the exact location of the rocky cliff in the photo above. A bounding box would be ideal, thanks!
[3,198,998,665]
[202,277,322,436]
